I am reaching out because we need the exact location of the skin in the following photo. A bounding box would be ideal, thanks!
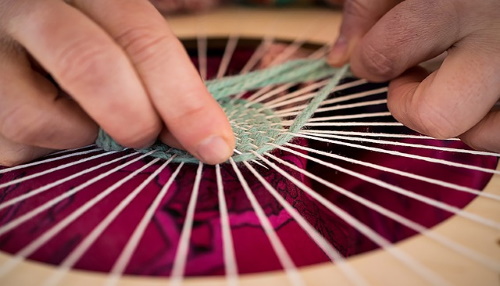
[0,0,235,166]
[0,0,499,166]
[329,0,500,153]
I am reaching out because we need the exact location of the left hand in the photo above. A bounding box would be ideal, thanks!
[329,0,500,153]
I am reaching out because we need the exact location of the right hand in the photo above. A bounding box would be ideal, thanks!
[0,0,235,166]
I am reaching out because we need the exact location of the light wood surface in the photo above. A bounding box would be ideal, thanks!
[0,6,498,286]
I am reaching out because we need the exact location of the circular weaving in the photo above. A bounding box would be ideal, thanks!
[0,7,499,286]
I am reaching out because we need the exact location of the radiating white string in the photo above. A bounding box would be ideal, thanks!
[300,122,404,127]
[0,151,154,277]
[228,158,305,286]
[41,145,97,158]
[250,151,452,286]
[241,160,369,286]
[106,161,184,286]
[321,87,388,106]
[0,151,119,188]
[216,164,239,286]
[41,158,162,286]
[303,129,459,140]
[307,111,392,122]
[315,99,387,113]
[263,151,500,272]
[294,133,500,175]
[240,37,273,75]
[217,35,239,79]
[169,162,203,286]
[249,79,328,107]
[285,142,500,201]
[242,42,332,105]
[0,152,138,212]
[0,152,150,239]
[262,92,320,111]
[301,131,500,157]
[259,84,386,122]
[274,99,387,118]
[270,79,372,113]
[197,33,207,81]
[270,142,500,230]
[0,146,97,175]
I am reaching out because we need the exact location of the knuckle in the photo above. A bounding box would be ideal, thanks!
[54,38,118,86]
[358,43,396,80]
[409,100,462,139]
[0,149,37,167]
[343,0,370,18]
[114,25,173,65]
[169,100,206,124]
[0,105,48,144]
[0,153,28,167]
[111,118,160,148]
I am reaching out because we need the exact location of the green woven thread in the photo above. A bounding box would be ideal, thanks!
[96,58,350,163]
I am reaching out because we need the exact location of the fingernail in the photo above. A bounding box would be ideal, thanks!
[328,35,348,66]
[196,136,233,164]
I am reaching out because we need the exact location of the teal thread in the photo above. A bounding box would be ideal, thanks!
[96,58,350,163]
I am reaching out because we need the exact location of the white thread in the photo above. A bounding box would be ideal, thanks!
[217,35,239,79]
[106,161,184,286]
[307,111,392,122]
[0,152,137,212]
[197,32,207,80]
[286,142,500,201]
[216,164,239,286]
[250,151,452,286]
[42,158,161,286]
[242,160,369,286]
[301,131,500,157]
[229,158,305,286]
[274,99,387,118]
[0,151,154,277]
[0,152,150,240]
[294,133,500,175]
[2,147,101,173]
[303,129,457,140]
[0,151,119,188]
[169,162,204,286]
[264,151,500,272]
[272,142,500,230]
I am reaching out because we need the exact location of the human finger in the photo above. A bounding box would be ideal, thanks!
[387,42,500,140]
[5,0,162,149]
[328,0,402,67]
[0,134,53,167]
[0,40,97,150]
[460,109,500,153]
[349,0,497,82]
[72,0,235,164]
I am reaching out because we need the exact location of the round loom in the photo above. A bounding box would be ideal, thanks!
[0,6,499,286]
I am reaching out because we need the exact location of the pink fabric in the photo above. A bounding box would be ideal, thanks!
[0,43,497,277]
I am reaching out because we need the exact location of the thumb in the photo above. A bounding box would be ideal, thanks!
[328,0,402,66]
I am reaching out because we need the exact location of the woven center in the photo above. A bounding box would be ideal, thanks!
[225,98,283,156]
[96,98,283,163]
[95,59,349,163]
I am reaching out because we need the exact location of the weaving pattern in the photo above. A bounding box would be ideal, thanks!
[96,59,349,163]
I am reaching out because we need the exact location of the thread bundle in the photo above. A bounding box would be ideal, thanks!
[96,59,349,163]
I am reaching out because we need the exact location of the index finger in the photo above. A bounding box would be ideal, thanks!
[73,0,235,164]
[6,0,162,149]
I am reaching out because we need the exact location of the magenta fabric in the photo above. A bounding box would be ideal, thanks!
[0,40,497,277]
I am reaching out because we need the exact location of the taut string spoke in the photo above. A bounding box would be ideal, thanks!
[250,151,452,286]
[229,158,305,286]
[106,161,184,286]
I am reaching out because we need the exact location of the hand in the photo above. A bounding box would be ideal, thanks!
[328,0,500,153]
[0,0,235,166]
